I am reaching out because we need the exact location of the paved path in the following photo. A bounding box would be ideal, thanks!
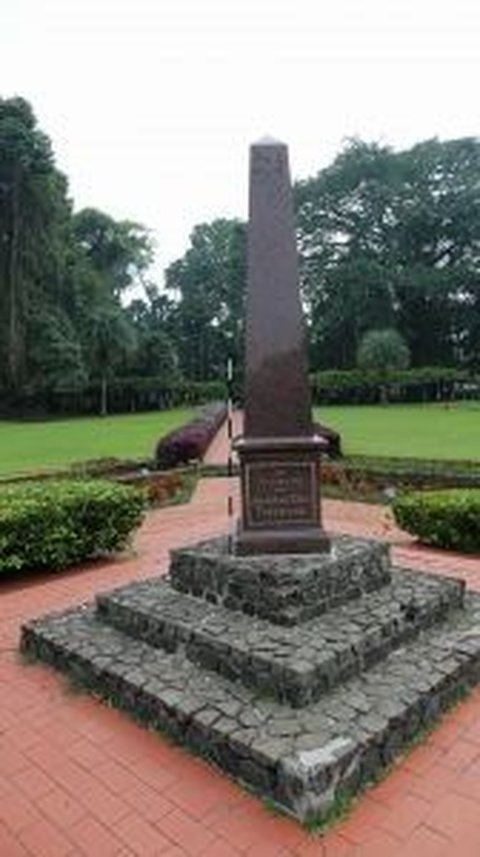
[203,410,243,467]
[2,474,480,855]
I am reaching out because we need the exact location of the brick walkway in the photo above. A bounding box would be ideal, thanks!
[2,464,480,853]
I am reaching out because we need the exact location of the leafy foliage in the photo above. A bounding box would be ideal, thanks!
[310,366,473,404]
[87,305,137,416]
[0,479,146,573]
[392,489,480,553]
[72,207,153,297]
[165,219,246,382]
[0,97,72,391]
[25,303,87,391]
[357,329,410,373]
[2,96,480,412]
[164,136,480,381]
[125,291,179,381]
[295,138,480,369]
[0,97,162,413]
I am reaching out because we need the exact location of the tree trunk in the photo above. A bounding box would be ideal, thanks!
[100,374,108,416]
[7,173,21,391]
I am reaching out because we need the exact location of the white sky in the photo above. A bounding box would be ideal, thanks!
[1,0,479,284]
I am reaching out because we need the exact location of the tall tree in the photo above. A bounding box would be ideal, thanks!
[165,218,246,381]
[87,305,136,415]
[393,138,480,366]
[25,302,87,392]
[72,208,153,298]
[0,96,71,391]
[125,287,179,381]
[0,97,161,409]
[70,209,156,392]
[295,137,480,369]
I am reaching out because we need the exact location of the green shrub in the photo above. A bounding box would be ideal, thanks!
[0,479,146,574]
[3,377,227,417]
[392,489,480,553]
[309,366,474,405]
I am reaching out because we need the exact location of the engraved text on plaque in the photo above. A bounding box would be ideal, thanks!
[245,461,316,527]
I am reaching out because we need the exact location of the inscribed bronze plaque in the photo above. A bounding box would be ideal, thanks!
[245,461,316,527]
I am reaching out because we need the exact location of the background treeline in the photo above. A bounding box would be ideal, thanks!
[1,96,479,415]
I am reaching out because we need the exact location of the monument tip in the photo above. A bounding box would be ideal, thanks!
[253,135,286,147]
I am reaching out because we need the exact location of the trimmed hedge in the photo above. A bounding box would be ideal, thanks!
[310,367,478,405]
[1,378,227,417]
[155,402,227,468]
[0,479,146,574]
[392,489,480,553]
[313,422,342,458]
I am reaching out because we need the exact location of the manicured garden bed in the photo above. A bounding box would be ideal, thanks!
[320,455,480,501]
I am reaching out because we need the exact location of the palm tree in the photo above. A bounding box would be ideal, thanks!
[89,306,136,416]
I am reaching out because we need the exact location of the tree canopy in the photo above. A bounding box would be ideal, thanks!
[357,328,411,373]
[165,218,246,382]
[295,137,480,369]
[165,137,480,382]
[1,96,479,415]
[0,96,164,411]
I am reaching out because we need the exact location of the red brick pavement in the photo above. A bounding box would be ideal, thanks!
[1,468,480,855]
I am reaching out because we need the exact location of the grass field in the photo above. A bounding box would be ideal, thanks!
[1,401,479,478]
[315,401,480,460]
[0,409,193,476]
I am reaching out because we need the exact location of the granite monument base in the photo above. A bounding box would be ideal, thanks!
[234,436,330,555]
[20,535,480,823]
[169,535,391,626]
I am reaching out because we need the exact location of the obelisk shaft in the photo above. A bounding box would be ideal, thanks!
[235,139,329,555]
[244,141,312,438]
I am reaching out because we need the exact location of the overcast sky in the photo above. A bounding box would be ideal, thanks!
[1,0,479,283]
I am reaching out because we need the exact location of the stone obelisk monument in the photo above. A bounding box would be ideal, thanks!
[24,138,480,827]
[235,138,330,554]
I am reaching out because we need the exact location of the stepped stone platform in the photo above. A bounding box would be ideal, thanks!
[96,567,464,707]
[21,534,480,823]
[169,535,391,625]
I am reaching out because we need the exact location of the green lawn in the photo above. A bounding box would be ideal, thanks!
[1,401,479,478]
[315,401,480,460]
[0,409,193,476]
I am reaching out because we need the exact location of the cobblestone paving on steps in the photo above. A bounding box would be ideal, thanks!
[94,565,464,706]
[21,586,480,826]
[2,460,480,853]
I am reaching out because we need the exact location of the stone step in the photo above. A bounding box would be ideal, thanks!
[169,534,392,625]
[96,569,464,707]
[21,592,480,823]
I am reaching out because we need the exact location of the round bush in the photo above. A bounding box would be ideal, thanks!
[392,489,480,553]
[0,479,147,574]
